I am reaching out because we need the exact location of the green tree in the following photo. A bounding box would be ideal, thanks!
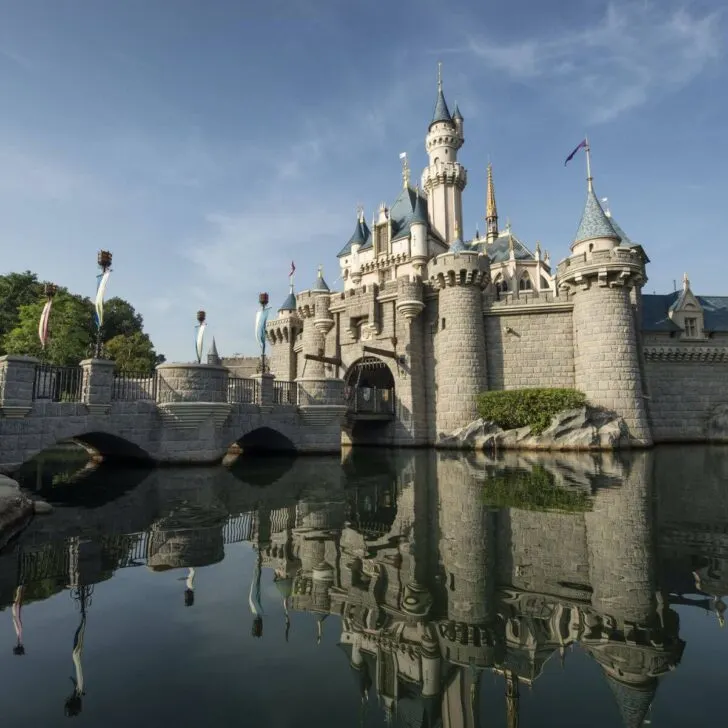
[105,332,158,373]
[3,289,94,366]
[0,271,44,349]
[101,297,144,340]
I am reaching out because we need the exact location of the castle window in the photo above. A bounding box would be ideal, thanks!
[519,275,532,291]
[540,276,549,289]
[494,276,508,294]
[684,317,698,337]
[441,318,446,330]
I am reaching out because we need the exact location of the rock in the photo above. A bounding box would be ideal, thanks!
[439,406,631,452]
[0,476,33,549]
[33,499,54,515]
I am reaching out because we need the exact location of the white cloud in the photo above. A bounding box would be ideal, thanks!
[466,2,722,122]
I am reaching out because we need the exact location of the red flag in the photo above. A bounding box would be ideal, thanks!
[289,261,296,277]
[564,139,587,166]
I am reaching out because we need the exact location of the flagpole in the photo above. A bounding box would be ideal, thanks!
[585,135,593,191]
[94,251,113,359]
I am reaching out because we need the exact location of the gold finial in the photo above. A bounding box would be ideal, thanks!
[683,272,690,291]
[318,264,323,278]
[454,220,460,239]
[486,161,499,244]
[399,152,410,188]
[535,241,541,255]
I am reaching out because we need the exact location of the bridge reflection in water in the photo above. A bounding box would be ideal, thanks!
[1,447,727,727]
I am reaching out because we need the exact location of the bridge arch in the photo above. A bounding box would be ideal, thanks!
[15,430,153,473]
[235,427,297,454]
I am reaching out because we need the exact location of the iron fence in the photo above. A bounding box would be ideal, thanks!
[228,377,258,404]
[273,380,297,405]
[0,364,6,402]
[112,371,157,401]
[32,364,84,402]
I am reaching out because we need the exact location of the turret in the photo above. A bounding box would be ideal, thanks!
[297,267,331,379]
[430,239,489,435]
[265,285,301,381]
[421,63,467,245]
[410,189,428,270]
[558,143,651,445]
[206,337,220,366]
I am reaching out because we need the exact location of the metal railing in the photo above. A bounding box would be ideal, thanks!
[32,364,83,402]
[112,371,157,401]
[347,386,395,415]
[273,380,297,405]
[228,377,258,404]
[0,364,6,402]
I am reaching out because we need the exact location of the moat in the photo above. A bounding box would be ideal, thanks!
[0,445,726,727]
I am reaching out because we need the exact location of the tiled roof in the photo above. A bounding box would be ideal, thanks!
[431,86,451,125]
[605,676,656,728]
[641,291,728,332]
[359,186,429,252]
[470,230,534,263]
[338,217,372,258]
[452,103,463,120]
[574,188,619,244]
[278,291,297,311]
[312,270,330,292]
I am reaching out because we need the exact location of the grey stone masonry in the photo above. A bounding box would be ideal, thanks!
[80,358,115,408]
[156,362,228,403]
[0,360,346,472]
[430,252,489,437]
[559,248,651,445]
[0,356,38,414]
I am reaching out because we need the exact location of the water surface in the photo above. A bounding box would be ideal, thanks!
[1,446,726,727]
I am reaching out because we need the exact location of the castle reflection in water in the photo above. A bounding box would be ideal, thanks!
[2,447,727,727]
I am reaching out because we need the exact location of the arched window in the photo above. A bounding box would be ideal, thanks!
[519,275,532,291]
[540,275,549,290]
[494,276,508,293]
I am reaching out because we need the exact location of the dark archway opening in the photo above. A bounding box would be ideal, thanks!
[68,432,153,464]
[235,427,297,455]
[345,357,395,416]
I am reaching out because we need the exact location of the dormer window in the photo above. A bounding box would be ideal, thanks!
[374,224,388,257]
[684,317,698,338]
[519,275,532,291]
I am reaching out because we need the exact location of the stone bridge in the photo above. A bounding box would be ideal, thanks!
[0,356,347,473]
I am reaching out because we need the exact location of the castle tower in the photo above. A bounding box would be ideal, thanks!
[206,337,221,366]
[485,162,498,244]
[421,64,467,245]
[430,232,489,435]
[267,285,301,381]
[297,268,331,379]
[557,145,651,445]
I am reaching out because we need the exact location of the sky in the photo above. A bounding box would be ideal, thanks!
[0,0,725,361]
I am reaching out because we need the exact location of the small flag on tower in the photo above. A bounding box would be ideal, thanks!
[289,261,296,278]
[564,139,587,166]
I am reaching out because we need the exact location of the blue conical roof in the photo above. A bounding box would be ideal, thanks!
[449,229,467,253]
[312,269,329,292]
[574,187,619,244]
[452,103,463,120]
[432,86,451,126]
[411,192,428,224]
[279,290,297,312]
[349,217,365,246]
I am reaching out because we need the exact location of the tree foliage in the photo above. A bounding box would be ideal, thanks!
[105,332,158,373]
[0,271,163,367]
[476,388,587,434]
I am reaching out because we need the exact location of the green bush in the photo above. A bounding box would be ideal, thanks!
[476,388,587,435]
[483,466,591,513]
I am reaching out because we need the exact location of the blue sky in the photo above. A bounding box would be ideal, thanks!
[0,0,724,361]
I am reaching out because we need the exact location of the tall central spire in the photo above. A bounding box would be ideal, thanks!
[486,162,498,244]
[431,61,452,126]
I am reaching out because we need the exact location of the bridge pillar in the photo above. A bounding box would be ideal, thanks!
[0,355,38,418]
[80,358,115,414]
[253,372,274,407]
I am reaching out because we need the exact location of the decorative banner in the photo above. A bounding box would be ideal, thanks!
[195,321,207,363]
[38,298,53,349]
[94,269,111,329]
[255,306,270,355]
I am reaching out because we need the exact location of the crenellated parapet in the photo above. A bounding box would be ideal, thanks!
[421,159,467,192]
[557,246,646,292]
[428,250,490,290]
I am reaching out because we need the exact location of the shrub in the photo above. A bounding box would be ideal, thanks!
[476,388,587,435]
[483,466,591,513]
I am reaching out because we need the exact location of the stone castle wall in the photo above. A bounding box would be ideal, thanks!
[644,351,728,443]
[483,303,575,390]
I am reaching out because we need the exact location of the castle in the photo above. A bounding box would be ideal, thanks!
[257,68,728,448]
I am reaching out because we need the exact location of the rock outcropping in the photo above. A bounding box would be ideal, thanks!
[439,406,631,451]
[0,475,33,549]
